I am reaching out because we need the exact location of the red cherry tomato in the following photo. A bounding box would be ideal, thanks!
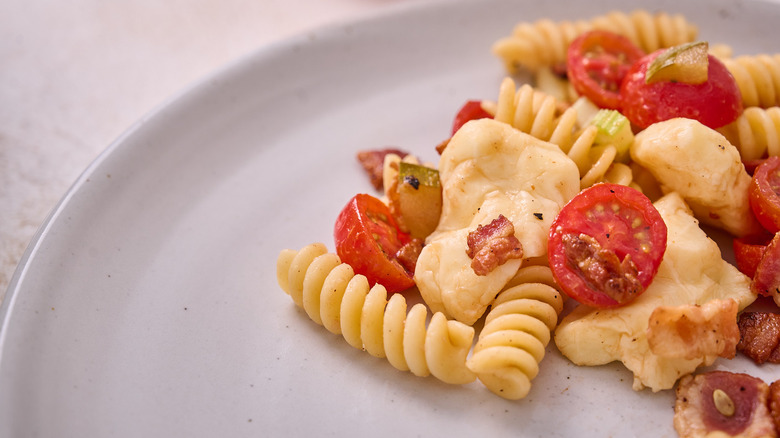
[733,231,772,278]
[548,183,667,308]
[334,194,415,293]
[566,30,645,110]
[752,231,780,297]
[451,100,492,135]
[620,51,743,129]
[749,156,780,233]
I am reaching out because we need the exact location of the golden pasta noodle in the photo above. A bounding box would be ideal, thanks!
[277,243,477,385]
[717,106,780,160]
[628,161,665,203]
[708,43,734,60]
[721,54,780,108]
[534,67,580,104]
[493,10,697,74]
[466,264,564,400]
[493,77,643,191]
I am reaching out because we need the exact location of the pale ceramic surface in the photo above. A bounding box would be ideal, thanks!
[2,0,780,436]
[0,0,406,302]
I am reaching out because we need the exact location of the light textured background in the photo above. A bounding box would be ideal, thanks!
[0,0,413,303]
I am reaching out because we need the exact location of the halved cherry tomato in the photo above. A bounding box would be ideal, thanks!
[620,50,743,129]
[733,231,773,278]
[749,156,780,233]
[451,100,492,135]
[752,231,780,297]
[566,30,645,110]
[334,193,416,293]
[548,183,667,308]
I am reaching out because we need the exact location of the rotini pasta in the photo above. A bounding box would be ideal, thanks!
[717,106,780,160]
[535,67,580,104]
[493,10,697,74]
[466,264,564,400]
[493,77,642,191]
[276,243,477,385]
[721,54,780,108]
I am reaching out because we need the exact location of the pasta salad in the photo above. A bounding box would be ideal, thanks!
[276,9,780,437]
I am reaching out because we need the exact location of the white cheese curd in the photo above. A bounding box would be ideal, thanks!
[630,117,761,237]
[414,118,580,325]
[554,192,756,392]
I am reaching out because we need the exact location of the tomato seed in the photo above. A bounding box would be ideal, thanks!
[712,389,735,417]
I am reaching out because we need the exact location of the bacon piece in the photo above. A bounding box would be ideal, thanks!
[737,312,780,364]
[435,138,450,155]
[395,238,423,275]
[551,61,568,78]
[356,148,408,190]
[562,233,642,304]
[674,371,776,438]
[647,299,740,360]
[770,380,780,433]
[466,215,523,276]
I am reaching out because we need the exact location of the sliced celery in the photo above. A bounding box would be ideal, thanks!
[646,41,709,85]
[591,109,634,162]
[397,162,442,239]
[398,162,440,188]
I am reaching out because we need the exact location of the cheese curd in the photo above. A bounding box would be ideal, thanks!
[554,192,756,392]
[630,118,761,237]
[414,118,580,325]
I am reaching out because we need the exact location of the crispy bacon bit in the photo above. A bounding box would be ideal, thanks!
[737,312,780,364]
[395,238,424,275]
[356,148,409,190]
[562,233,642,304]
[770,380,780,433]
[674,371,776,438]
[647,299,740,360]
[435,138,450,155]
[551,61,568,78]
[466,215,523,276]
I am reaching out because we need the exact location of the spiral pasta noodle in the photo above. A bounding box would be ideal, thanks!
[493,10,698,74]
[717,106,780,160]
[721,54,780,109]
[466,264,564,400]
[276,243,476,385]
[493,77,642,191]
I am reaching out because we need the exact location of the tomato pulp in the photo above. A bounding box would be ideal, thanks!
[334,193,416,293]
[620,50,743,129]
[566,30,645,110]
[752,232,780,298]
[749,156,780,233]
[733,232,773,278]
[548,183,667,308]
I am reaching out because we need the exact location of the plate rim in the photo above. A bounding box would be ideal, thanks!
[1,0,778,435]
[0,0,456,349]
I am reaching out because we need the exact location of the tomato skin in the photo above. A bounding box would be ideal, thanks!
[749,156,780,233]
[566,30,645,110]
[619,51,743,129]
[548,183,667,308]
[733,232,772,278]
[451,100,492,135]
[334,194,415,293]
[752,231,780,297]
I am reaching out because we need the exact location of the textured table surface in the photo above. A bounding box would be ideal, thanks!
[0,0,415,304]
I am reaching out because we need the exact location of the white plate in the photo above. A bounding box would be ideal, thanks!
[2,0,779,436]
